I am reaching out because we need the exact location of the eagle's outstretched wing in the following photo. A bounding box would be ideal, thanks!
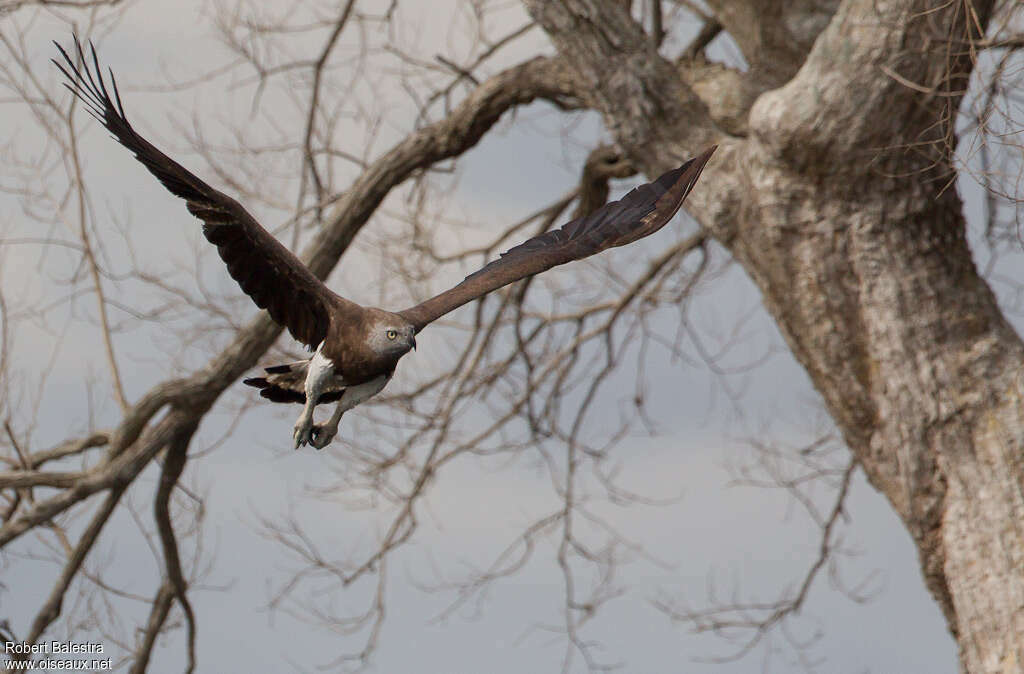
[54,37,351,349]
[399,145,716,330]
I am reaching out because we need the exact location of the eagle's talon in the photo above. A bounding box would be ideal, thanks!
[293,419,314,449]
[309,423,337,450]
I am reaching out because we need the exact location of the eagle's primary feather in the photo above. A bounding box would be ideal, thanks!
[397,148,716,330]
[53,38,354,350]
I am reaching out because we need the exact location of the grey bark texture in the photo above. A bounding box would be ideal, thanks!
[525,0,1023,671]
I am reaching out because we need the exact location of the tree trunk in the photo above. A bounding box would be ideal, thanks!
[525,0,1024,670]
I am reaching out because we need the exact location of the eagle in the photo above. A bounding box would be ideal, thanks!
[54,38,716,450]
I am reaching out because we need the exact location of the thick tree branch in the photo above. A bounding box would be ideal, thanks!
[703,0,841,86]
[524,0,720,165]
[153,423,198,674]
[130,581,175,674]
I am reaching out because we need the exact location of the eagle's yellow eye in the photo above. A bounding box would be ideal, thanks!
[386,329,398,340]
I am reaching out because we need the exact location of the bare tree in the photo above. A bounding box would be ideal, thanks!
[1,0,1022,672]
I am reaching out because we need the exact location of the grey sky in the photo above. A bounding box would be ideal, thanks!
[2,1,996,672]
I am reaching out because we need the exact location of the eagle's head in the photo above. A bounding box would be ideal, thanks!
[367,310,417,357]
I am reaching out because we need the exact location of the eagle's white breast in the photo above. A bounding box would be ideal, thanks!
[305,342,336,398]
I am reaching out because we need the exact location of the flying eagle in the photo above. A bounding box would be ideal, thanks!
[54,38,716,450]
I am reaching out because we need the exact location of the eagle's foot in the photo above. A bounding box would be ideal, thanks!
[293,417,314,449]
[309,422,338,450]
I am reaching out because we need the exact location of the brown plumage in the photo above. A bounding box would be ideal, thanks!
[398,146,715,329]
[55,36,716,449]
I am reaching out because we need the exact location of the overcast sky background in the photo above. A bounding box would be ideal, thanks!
[4,1,1016,672]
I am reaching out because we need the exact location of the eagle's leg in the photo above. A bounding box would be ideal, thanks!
[294,346,334,449]
[309,374,390,450]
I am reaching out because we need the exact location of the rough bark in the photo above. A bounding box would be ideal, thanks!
[525,0,1024,671]
[703,0,841,86]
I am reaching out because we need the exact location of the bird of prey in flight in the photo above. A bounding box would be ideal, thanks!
[54,37,716,450]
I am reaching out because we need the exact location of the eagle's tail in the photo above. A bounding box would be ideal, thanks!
[243,361,345,405]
